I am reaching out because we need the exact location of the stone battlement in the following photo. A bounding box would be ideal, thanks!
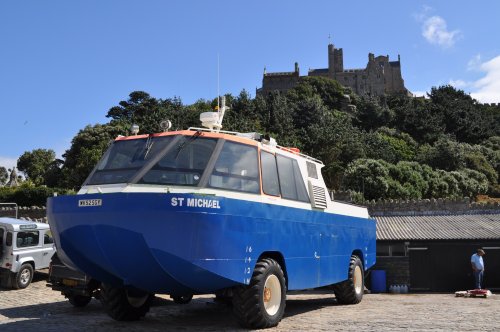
[329,191,500,216]
[0,206,47,220]
[367,198,500,216]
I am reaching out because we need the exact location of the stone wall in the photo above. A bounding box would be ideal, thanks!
[330,191,500,216]
[369,256,410,288]
[367,197,500,216]
[0,206,47,222]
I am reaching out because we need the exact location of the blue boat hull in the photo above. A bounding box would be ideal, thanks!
[47,193,376,295]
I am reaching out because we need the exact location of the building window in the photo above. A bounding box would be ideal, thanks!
[377,242,407,256]
[377,243,390,256]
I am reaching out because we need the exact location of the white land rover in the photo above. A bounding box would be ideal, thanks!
[0,217,56,289]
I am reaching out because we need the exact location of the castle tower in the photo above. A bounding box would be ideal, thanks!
[333,47,343,73]
[328,43,344,78]
[328,43,335,77]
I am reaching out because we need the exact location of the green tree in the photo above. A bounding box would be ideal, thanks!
[428,85,494,143]
[354,96,394,131]
[451,169,489,198]
[344,159,390,200]
[16,149,56,186]
[417,137,466,171]
[288,76,346,112]
[389,94,444,143]
[388,161,428,199]
[61,124,124,189]
[106,91,186,134]
[306,111,365,189]
[0,167,7,186]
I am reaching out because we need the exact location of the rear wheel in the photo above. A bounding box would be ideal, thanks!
[332,255,364,304]
[14,264,33,289]
[101,284,152,321]
[68,294,92,307]
[232,258,286,329]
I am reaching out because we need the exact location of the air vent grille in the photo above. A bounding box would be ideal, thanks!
[310,184,327,209]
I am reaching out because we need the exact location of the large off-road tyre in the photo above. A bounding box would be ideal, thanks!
[100,284,152,321]
[171,294,193,304]
[232,258,286,329]
[332,255,364,304]
[68,294,92,307]
[14,263,34,289]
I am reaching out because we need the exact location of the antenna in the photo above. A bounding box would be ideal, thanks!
[217,53,220,111]
[198,53,230,131]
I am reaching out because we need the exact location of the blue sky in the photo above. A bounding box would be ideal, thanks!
[1,1,499,171]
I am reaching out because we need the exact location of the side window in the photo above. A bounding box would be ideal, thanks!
[276,155,310,202]
[44,230,54,244]
[261,151,280,196]
[209,141,260,194]
[0,228,4,245]
[6,232,12,246]
[306,161,318,179]
[16,231,40,248]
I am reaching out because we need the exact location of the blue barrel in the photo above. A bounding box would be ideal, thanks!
[371,270,387,293]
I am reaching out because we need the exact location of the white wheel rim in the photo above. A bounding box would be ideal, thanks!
[126,291,149,308]
[263,274,281,316]
[20,268,31,285]
[353,265,363,294]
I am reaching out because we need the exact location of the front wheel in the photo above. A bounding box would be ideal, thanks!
[14,264,34,289]
[232,258,286,329]
[100,284,152,321]
[332,255,364,304]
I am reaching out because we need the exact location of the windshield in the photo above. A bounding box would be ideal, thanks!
[87,136,175,185]
[139,136,217,186]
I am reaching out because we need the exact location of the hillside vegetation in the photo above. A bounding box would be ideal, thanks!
[2,77,499,204]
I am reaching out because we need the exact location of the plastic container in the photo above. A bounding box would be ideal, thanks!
[371,270,387,293]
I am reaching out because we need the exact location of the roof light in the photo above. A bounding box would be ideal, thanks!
[131,124,140,135]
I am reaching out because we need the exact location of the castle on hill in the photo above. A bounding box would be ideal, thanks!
[258,41,410,97]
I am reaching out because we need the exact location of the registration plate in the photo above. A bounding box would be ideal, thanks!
[78,199,102,207]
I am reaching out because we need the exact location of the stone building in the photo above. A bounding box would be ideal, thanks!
[258,41,410,97]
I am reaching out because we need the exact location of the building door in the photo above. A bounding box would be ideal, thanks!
[482,246,500,291]
[408,247,430,291]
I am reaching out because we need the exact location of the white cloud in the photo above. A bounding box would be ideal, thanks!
[0,156,17,171]
[422,16,461,48]
[413,5,433,22]
[467,54,481,71]
[448,79,470,88]
[412,90,428,98]
[470,55,500,103]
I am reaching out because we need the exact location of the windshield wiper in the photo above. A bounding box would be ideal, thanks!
[143,135,155,159]
[175,131,202,159]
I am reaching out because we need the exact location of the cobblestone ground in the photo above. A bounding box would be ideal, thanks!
[1,272,499,331]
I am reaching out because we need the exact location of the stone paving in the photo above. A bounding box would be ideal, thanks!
[1,272,499,331]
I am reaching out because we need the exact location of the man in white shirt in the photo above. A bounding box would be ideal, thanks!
[471,248,485,289]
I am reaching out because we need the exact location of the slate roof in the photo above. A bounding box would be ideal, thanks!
[375,214,500,241]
